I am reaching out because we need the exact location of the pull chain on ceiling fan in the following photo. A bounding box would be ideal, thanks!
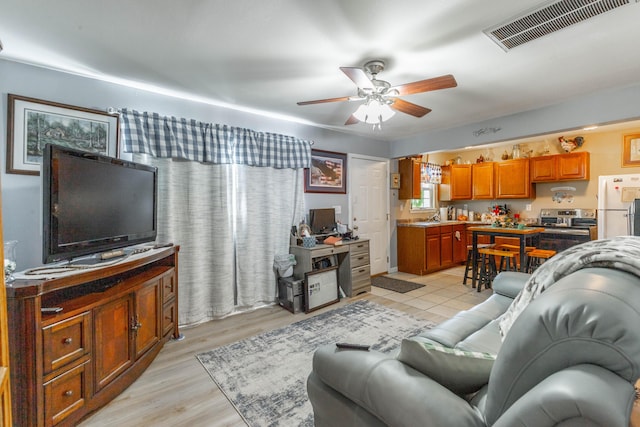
[297,60,457,129]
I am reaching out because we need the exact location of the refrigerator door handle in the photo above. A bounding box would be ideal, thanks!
[598,177,608,209]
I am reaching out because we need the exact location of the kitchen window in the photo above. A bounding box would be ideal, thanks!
[410,183,436,211]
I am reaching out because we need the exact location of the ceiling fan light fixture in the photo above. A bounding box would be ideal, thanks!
[352,99,395,125]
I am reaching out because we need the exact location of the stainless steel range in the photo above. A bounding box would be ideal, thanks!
[536,208,598,252]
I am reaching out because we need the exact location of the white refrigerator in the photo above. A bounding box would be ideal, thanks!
[597,174,640,239]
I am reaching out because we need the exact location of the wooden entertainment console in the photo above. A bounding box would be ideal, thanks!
[6,246,180,426]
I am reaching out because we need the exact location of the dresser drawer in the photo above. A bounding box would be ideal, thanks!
[162,271,177,304]
[163,303,176,337]
[352,265,371,295]
[44,360,89,426]
[349,240,369,257]
[42,312,91,374]
[350,252,369,268]
[352,265,371,284]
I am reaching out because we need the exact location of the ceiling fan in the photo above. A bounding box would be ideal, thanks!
[297,60,457,127]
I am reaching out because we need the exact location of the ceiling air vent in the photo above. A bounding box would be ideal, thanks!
[484,0,638,51]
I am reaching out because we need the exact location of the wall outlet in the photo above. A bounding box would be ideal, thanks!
[332,205,342,215]
[525,204,532,211]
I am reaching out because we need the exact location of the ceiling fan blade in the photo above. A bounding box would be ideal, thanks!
[390,98,432,117]
[344,115,359,125]
[297,96,352,106]
[340,67,374,90]
[390,74,457,96]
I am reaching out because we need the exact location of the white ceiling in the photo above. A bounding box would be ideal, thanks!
[2,0,640,142]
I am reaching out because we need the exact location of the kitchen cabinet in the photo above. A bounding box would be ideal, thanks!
[466,231,491,246]
[397,226,428,275]
[450,165,473,200]
[440,225,454,267]
[557,151,590,181]
[7,247,180,427]
[397,224,467,275]
[426,228,441,271]
[495,158,535,199]
[452,224,467,263]
[472,162,495,199]
[398,158,422,200]
[530,152,590,182]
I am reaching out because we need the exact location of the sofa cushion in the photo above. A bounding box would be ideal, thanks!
[454,319,503,355]
[398,338,496,395]
[416,293,512,348]
[491,271,529,299]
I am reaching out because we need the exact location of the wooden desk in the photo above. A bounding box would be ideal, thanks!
[467,226,544,288]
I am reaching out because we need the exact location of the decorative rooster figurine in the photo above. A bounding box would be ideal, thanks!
[558,136,584,152]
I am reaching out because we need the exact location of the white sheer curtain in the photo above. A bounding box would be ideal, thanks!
[122,110,311,326]
[234,165,305,307]
[133,154,305,326]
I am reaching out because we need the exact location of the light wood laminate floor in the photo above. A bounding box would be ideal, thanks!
[79,265,489,426]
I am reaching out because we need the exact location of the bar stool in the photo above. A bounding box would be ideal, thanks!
[477,248,518,292]
[495,243,536,270]
[463,243,494,287]
[525,249,557,273]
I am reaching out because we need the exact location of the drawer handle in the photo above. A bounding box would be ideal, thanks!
[358,269,366,273]
[64,390,73,397]
[165,284,173,290]
[63,338,73,345]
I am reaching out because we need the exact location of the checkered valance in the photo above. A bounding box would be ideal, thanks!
[120,109,312,169]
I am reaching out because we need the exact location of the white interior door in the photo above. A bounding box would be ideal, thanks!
[349,156,389,275]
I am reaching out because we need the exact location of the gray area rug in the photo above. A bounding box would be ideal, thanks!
[196,300,433,426]
[371,275,425,293]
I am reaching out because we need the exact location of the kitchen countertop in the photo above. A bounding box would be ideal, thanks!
[397,220,487,228]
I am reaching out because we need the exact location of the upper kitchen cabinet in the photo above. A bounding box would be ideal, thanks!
[398,158,422,200]
[472,162,495,199]
[440,165,472,201]
[495,158,535,199]
[530,152,590,182]
[557,151,590,181]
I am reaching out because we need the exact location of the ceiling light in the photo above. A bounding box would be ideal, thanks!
[352,99,395,128]
[582,125,598,131]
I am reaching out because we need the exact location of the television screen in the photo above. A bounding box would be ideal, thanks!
[309,208,336,235]
[43,144,157,263]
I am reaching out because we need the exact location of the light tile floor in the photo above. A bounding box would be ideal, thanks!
[369,265,492,324]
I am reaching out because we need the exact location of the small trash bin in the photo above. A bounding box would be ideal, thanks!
[274,253,296,277]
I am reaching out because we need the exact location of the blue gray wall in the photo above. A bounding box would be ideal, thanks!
[0,59,388,269]
[2,59,640,271]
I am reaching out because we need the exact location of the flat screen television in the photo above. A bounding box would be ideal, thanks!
[42,144,158,264]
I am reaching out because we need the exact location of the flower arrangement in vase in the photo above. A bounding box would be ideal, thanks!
[490,204,515,228]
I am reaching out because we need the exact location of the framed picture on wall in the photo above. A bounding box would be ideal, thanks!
[304,149,347,193]
[622,133,640,167]
[6,94,119,175]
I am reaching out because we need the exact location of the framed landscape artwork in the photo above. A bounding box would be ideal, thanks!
[622,133,640,167]
[6,94,119,175]
[304,149,347,194]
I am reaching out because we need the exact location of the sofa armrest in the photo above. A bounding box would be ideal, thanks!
[492,271,529,299]
[492,365,635,427]
[310,344,485,427]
